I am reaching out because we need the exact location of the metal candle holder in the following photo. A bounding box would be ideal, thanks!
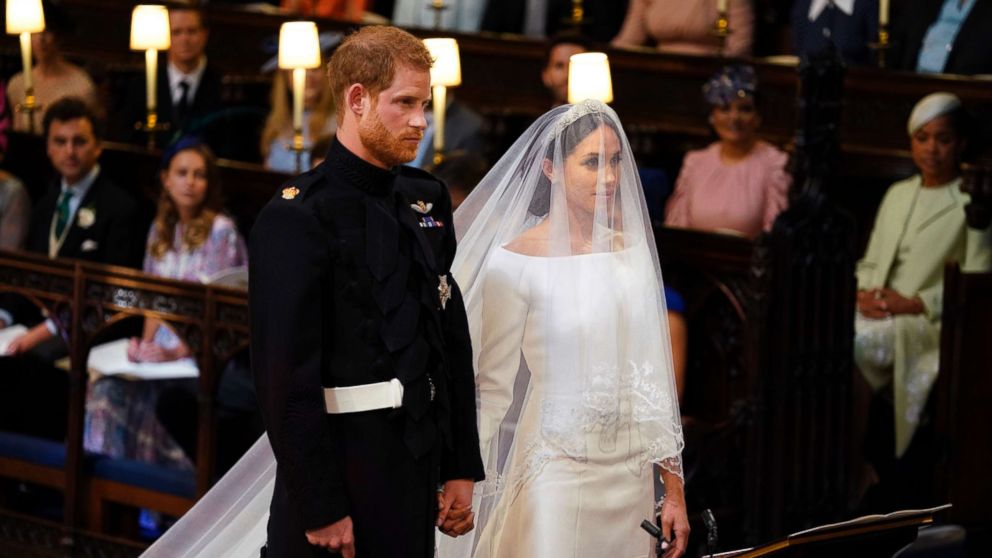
[135,111,170,150]
[711,10,732,57]
[429,0,448,30]
[868,23,891,69]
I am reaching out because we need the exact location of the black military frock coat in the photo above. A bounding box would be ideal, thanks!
[249,139,484,557]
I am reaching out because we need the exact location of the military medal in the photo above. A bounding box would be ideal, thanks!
[438,274,451,310]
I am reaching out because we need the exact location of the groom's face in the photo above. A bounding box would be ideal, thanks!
[359,64,430,167]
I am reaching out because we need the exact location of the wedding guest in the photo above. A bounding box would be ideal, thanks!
[889,0,992,75]
[542,32,591,107]
[791,0,879,65]
[612,0,754,57]
[0,98,140,443]
[84,138,247,468]
[261,67,336,173]
[116,7,224,147]
[665,65,790,238]
[855,92,991,462]
[6,1,97,133]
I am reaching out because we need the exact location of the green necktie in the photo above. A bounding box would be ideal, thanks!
[53,189,74,240]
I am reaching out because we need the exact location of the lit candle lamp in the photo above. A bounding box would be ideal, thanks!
[423,38,462,165]
[130,5,171,146]
[278,21,322,172]
[5,0,46,133]
[568,52,613,104]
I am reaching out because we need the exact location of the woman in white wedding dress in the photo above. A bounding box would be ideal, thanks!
[143,100,686,558]
[440,100,687,558]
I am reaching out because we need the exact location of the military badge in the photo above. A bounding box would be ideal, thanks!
[410,201,433,214]
[282,187,300,200]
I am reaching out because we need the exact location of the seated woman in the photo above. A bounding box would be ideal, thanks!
[5,3,97,133]
[612,0,754,57]
[664,65,791,239]
[855,92,991,461]
[260,65,336,174]
[84,139,247,469]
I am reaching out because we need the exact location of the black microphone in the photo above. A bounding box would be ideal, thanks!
[640,519,671,556]
[640,519,661,538]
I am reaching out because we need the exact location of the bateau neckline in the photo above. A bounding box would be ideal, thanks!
[497,241,638,259]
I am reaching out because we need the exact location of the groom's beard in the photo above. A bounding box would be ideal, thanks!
[359,107,423,167]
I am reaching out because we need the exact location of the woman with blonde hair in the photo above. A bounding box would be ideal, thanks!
[260,67,336,173]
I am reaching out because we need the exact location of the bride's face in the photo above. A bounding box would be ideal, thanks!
[558,125,622,216]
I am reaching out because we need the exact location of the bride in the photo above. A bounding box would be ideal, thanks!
[143,100,687,558]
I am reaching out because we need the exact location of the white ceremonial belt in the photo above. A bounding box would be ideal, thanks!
[323,378,404,414]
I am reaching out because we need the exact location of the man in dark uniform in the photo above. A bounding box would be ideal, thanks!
[249,26,484,557]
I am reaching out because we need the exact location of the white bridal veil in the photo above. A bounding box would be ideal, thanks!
[440,100,683,557]
[143,100,682,558]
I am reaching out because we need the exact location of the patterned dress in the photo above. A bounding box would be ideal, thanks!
[84,214,247,469]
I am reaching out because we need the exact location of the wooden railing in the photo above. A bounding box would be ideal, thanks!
[0,249,248,545]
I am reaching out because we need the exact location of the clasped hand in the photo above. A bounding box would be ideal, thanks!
[436,479,475,538]
[126,337,187,363]
[856,288,924,319]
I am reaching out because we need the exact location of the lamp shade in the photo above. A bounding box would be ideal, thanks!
[6,0,45,34]
[568,52,614,104]
[279,21,322,70]
[130,5,171,51]
[424,38,461,87]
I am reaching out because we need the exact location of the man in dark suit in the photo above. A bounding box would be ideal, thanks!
[116,6,223,148]
[0,96,141,438]
[250,26,483,557]
[889,0,992,75]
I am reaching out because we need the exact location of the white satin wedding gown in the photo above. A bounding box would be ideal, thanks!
[467,246,661,558]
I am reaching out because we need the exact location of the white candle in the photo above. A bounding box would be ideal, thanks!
[292,67,306,134]
[432,84,447,155]
[879,0,889,26]
[717,0,728,13]
[19,33,33,92]
[145,49,158,112]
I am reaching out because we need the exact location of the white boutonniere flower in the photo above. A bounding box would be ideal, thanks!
[77,206,96,229]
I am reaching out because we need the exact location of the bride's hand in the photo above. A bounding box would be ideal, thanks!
[659,473,689,558]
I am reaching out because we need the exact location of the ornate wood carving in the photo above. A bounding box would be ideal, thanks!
[0,250,249,547]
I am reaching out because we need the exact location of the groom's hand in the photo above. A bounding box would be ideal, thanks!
[436,479,475,537]
[305,516,355,557]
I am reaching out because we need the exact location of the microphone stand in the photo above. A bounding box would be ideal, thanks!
[702,508,719,557]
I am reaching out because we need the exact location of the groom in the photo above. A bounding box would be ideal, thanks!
[250,26,484,557]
